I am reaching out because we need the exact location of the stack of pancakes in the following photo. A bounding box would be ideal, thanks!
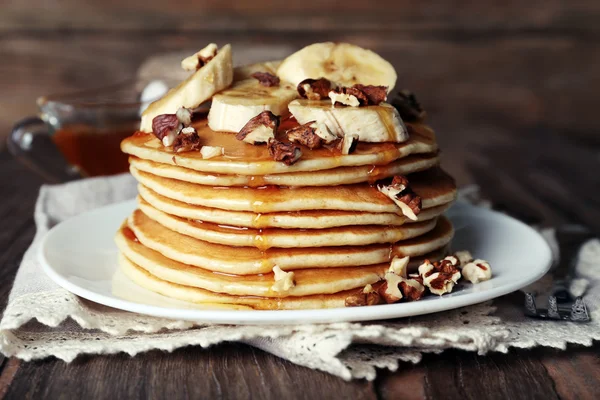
[116,118,457,310]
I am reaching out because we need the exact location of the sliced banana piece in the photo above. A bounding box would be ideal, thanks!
[277,42,397,93]
[288,99,409,143]
[233,60,282,81]
[208,79,297,133]
[140,44,233,133]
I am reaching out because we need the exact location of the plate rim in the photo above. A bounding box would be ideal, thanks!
[38,201,553,325]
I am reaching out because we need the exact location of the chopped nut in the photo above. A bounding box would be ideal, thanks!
[271,265,295,293]
[251,72,280,87]
[345,284,384,307]
[200,145,224,159]
[339,133,359,155]
[377,175,422,220]
[152,114,182,147]
[297,78,335,100]
[388,256,409,278]
[176,107,193,126]
[328,86,371,107]
[181,43,218,71]
[267,138,303,165]
[443,255,459,266]
[286,121,324,149]
[399,279,426,301]
[379,272,404,303]
[353,84,388,105]
[454,250,474,266]
[418,259,461,296]
[363,284,375,294]
[173,127,201,152]
[462,259,492,284]
[236,111,280,145]
[391,90,426,121]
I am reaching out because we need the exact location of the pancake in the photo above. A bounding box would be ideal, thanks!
[118,236,388,297]
[119,247,448,309]
[128,152,440,187]
[138,200,438,248]
[119,254,350,310]
[121,120,437,175]
[138,185,451,229]
[124,210,454,274]
[130,167,457,214]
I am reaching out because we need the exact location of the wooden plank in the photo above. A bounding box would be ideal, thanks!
[1,1,600,32]
[539,346,600,400]
[1,344,376,399]
[420,350,560,400]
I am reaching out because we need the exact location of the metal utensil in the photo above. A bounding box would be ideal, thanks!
[524,224,593,322]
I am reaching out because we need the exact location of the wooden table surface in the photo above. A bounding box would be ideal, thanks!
[1,1,599,398]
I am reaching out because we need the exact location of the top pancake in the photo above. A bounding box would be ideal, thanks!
[121,119,437,176]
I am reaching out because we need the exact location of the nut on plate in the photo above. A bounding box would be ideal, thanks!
[454,250,474,266]
[267,138,303,165]
[418,259,461,296]
[236,111,280,145]
[345,284,384,307]
[461,259,492,284]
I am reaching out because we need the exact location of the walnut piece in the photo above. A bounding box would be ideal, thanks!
[251,72,280,87]
[297,78,335,100]
[418,259,461,296]
[151,107,194,147]
[271,266,295,293]
[454,250,474,266]
[377,175,422,220]
[200,145,224,159]
[286,122,324,149]
[388,256,409,278]
[237,111,280,145]
[181,43,218,71]
[267,138,303,165]
[152,114,181,146]
[329,85,387,107]
[173,127,201,153]
[345,284,384,307]
[399,279,426,301]
[379,272,404,303]
[391,90,426,121]
[353,84,388,105]
[461,259,492,284]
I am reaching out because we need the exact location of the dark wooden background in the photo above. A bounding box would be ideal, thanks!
[1,1,599,398]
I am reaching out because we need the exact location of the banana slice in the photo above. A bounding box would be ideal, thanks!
[277,43,396,93]
[288,99,408,143]
[140,44,233,133]
[233,60,282,81]
[208,79,297,133]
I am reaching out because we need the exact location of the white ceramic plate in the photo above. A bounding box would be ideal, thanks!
[39,200,552,325]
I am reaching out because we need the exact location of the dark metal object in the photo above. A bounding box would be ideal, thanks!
[524,224,593,322]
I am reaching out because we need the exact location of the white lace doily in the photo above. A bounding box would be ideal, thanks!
[1,175,598,380]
